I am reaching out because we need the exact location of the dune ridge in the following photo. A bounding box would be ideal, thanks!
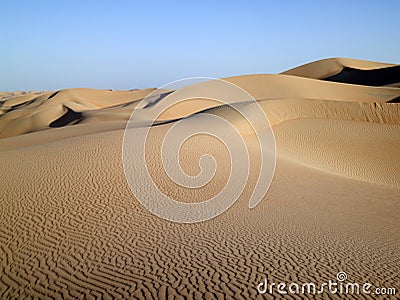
[281,57,398,79]
[1,58,400,187]
[1,71,400,139]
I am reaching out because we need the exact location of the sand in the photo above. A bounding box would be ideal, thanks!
[1,58,399,299]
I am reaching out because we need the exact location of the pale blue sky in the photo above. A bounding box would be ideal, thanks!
[1,1,399,91]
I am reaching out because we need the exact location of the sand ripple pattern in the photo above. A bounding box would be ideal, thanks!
[1,131,399,299]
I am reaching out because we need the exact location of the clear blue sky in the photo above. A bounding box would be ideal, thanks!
[1,1,399,91]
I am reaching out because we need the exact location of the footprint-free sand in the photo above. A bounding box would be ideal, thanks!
[1,58,399,299]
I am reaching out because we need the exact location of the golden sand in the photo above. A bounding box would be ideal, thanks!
[1,58,399,298]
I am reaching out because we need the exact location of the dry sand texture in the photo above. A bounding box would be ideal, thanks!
[1,58,400,299]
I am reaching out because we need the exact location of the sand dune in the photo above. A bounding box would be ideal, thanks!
[282,57,398,79]
[1,71,400,139]
[0,88,155,138]
[1,58,400,298]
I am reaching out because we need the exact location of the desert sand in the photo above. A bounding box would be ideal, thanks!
[1,58,400,299]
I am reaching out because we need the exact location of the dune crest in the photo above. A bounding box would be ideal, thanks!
[1,58,400,188]
[1,59,400,139]
[282,57,398,78]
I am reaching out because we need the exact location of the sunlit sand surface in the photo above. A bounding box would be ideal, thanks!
[1,58,399,298]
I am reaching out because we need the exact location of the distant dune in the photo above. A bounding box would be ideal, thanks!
[1,58,400,298]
